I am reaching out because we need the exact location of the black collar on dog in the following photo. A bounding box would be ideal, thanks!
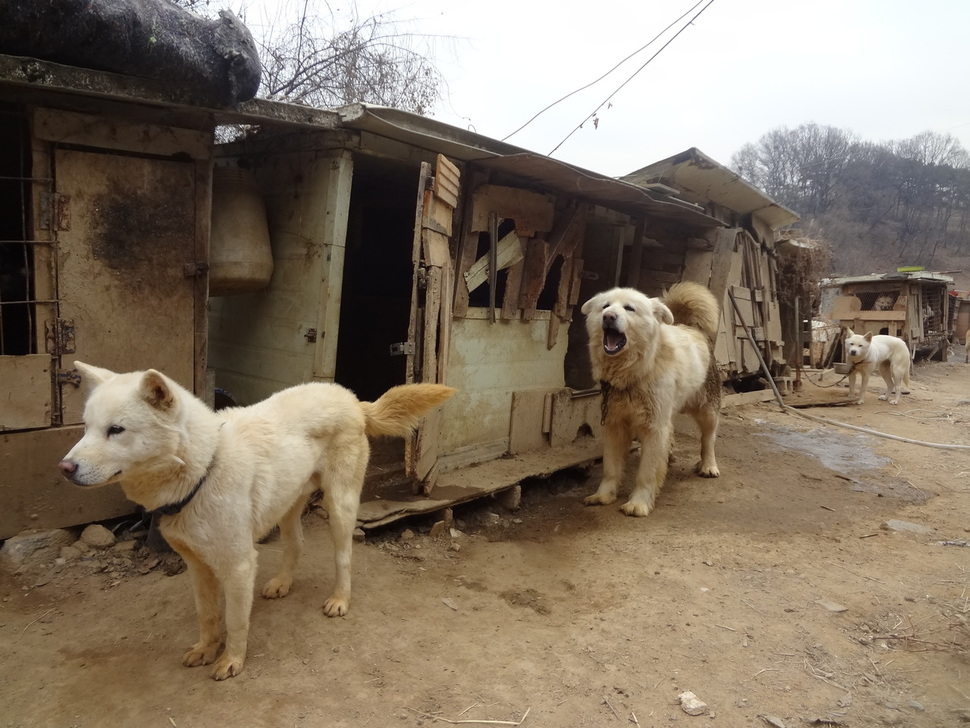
[150,462,212,518]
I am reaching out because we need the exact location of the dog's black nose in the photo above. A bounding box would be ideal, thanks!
[58,459,78,479]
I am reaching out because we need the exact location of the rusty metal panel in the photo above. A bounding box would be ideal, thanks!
[0,426,134,539]
[54,149,198,424]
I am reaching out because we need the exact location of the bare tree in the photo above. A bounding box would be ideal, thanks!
[174,0,444,114]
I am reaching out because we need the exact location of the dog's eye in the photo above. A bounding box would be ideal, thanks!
[623,305,635,312]
[107,425,125,436]
[601,302,611,310]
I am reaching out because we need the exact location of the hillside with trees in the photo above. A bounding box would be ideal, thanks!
[731,124,970,286]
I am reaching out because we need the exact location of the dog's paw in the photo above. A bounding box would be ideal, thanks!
[695,462,720,478]
[854,398,865,405]
[210,654,244,681]
[183,641,220,668]
[878,394,888,401]
[323,596,349,617]
[620,501,652,518]
[583,492,617,506]
[262,576,293,599]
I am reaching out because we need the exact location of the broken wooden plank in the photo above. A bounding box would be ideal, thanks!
[424,228,451,268]
[502,260,525,320]
[433,153,460,209]
[357,440,603,529]
[464,230,524,293]
[519,238,549,319]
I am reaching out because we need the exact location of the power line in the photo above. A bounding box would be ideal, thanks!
[548,0,716,157]
[501,0,705,143]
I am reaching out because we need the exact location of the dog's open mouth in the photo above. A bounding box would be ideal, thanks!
[602,325,626,355]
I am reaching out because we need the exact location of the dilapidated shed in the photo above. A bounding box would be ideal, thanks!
[0,50,800,537]
[820,271,954,361]
[622,148,801,390]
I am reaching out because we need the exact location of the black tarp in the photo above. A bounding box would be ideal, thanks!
[0,0,261,103]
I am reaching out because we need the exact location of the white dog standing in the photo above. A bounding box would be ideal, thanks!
[59,361,454,680]
[581,282,721,518]
[843,329,911,404]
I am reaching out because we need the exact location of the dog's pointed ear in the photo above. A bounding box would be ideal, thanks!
[864,332,873,342]
[843,328,854,338]
[74,361,117,386]
[653,301,674,325]
[581,294,599,316]
[140,370,177,411]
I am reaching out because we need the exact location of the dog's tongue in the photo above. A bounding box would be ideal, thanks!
[604,329,625,354]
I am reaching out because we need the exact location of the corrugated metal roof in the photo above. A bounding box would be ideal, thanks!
[339,105,722,229]
[622,147,800,231]
[822,272,954,287]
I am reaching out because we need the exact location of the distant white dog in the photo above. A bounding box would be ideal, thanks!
[843,329,911,404]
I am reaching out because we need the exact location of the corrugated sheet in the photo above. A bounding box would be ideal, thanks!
[623,147,800,231]
[339,105,721,228]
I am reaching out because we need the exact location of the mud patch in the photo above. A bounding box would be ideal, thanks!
[754,422,891,471]
[500,588,551,615]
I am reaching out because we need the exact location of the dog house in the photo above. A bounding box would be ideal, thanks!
[820,271,954,361]
[0,50,803,537]
[0,64,215,538]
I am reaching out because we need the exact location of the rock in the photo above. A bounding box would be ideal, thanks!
[816,599,849,613]
[0,529,75,573]
[400,529,415,541]
[59,546,82,562]
[759,717,786,728]
[352,528,366,543]
[678,691,709,716]
[429,520,446,539]
[80,524,116,549]
[112,540,137,553]
[881,519,931,535]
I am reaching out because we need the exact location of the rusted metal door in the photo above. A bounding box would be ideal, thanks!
[405,154,459,493]
[54,149,199,424]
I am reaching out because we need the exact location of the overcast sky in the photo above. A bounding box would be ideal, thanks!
[239,0,970,178]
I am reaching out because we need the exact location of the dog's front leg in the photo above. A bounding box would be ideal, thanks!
[855,370,871,404]
[181,555,222,668]
[584,420,632,507]
[210,547,258,680]
[846,370,858,401]
[621,423,671,517]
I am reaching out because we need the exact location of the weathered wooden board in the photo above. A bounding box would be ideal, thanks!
[471,184,554,236]
[0,426,134,539]
[509,390,548,454]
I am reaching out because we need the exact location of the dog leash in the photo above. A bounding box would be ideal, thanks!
[806,362,856,389]
[599,380,613,425]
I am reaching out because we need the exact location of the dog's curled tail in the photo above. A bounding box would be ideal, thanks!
[360,384,456,438]
[663,281,720,341]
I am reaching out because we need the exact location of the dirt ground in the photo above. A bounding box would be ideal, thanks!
[3,361,970,728]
